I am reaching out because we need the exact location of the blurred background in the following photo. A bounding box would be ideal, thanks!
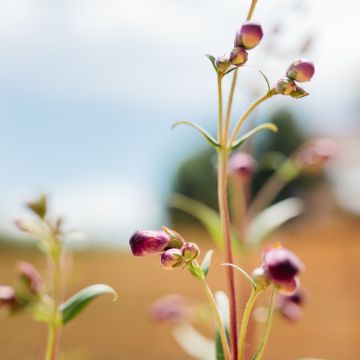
[0,0,359,358]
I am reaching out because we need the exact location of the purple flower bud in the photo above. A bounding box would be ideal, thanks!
[286,59,315,83]
[16,262,42,295]
[161,249,184,269]
[275,77,297,96]
[162,227,186,249]
[181,242,200,262]
[276,276,300,296]
[229,152,256,181]
[275,290,305,321]
[229,47,248,67]
[290,86,309,99]
[0,286,16,308]
[234,22,263,50]
[129,230,171,256]
[252,267,271,290]
[263,247,304,283]
[215,55,231,73]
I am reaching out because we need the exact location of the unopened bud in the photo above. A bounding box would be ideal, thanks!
[275,77,297,96]
[290,86,309,99]
[215,55,231,73]
[162,227,185,249]
[181,242,200,262]
[229,47,248,67]
[252,267,271,290]
[161,249,184,269]
[286,59,315,83]
[229,152,256,181]
[16,262,42,296]
[0,286,16,308]
[129,230,171,256]
[234,22,263,50]
[26,194,47,219]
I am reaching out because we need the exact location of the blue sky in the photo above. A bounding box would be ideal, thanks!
[0,0,359,246]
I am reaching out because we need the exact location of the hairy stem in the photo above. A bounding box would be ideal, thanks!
[218,149,238,360]
[238,288,261,360]
[224,69,239,143]
[218,74,224,144]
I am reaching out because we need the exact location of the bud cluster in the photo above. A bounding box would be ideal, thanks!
[129,228,200,270]
[216,22,263,73]
[251,245,304,295]
[273,59,315,98]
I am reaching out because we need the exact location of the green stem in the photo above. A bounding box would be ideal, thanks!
[228,92,272,148]
[218,74,224,144]
[238,288,261,360]
[224,69,238,143]
[199,276,231,360]
[247,0,258,21]
[252,287,276,360]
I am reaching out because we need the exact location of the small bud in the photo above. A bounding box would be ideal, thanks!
[162,227,186,249]
[215,55,231,73]
[181,242,200,262]
[16,262,42,296]
[161,249,184,269]
[252,267,271,290]
[229,47,248,67]
[234,22,263,50]
[276,277,300,296]
[0,286,16,308]
[129,230,171,256]
[26,194,47,219]
[229,152,256,181]
[286,59,315,83]
[275,77,297,96]
[290,86,309,99]
[263,247,304,284]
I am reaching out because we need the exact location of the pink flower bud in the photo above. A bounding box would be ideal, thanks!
[234,22,263,50]
[215,55,231,73]
[276,276,300,296]
[129,230,171,256]
[181,242,200,262]
[263,247,304,284]
[161,249,184,269]
[286,59,315,83]
[229,47,248,67]
[16,262,42,295]
[275,77,297,96]
[275,290,305,321]
[229,152,256,181]
[0,286,16,308]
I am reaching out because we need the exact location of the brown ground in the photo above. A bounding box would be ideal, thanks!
[0,208,359,360]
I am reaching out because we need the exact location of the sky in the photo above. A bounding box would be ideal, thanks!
[0,0,359,246]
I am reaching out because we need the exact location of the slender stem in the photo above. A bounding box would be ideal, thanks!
[238,288,261,360]
[218,74,224,144]
[252,287,276,360]
[228,93,272,148]
[218,149,238,360]
[247,0,258,21]
[199,276,231,360]
[224,69,239,143]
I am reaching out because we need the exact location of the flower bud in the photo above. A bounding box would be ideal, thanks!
[129,230,171,256]
[263,247,304,283]
[26,194,47,219]
[0,286,16,308]
[290,86,309,99]
[215,55,231,73]
[162,227,185,249]
[276,277,300,296]
[275,290,305,321]
[161,249,184,269]
[234,22,263,50]
[275,77,297,96]
[252,267,270,290]
[286,59,315,83]
[16,262,42,296]
[181,242,200,262]
[229,47,248,67]
[229,152,256,181]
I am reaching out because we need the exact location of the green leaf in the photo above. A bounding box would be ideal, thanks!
[172,121,220,148]
[222,263,256,289]
[201,250,213,278]
[204,54,218,73]
[256,69,271,92]
[169,194,240,250]
[231,123,278,150]
[59,284,117,325]
[247,198,303,246]
[215,291,230,360]
[188,263,204,280]
[224,66,238,76]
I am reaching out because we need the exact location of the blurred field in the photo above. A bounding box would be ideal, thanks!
[0,207,359,360]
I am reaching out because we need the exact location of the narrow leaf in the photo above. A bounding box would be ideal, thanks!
[204,54,218,73]
[215,291,230,360]
[59,284,117,325]
[222,263,256,289]
[188,263,204,280]
[172,121,220,148]
[256,69,271,92]
[224,66,238,76]
[231,123,278,150]
[247,198,303,246]
[201,250,214,278]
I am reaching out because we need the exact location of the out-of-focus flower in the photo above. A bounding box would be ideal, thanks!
[0,286,16,308]
[275,77,297,96]
[230,47,248,67]
[234,22,263,50]
[150,294,194,324]
[229,152,256,181]
[215,55,231,73]
[275,289,306,321]
[181,242,200,262]
[161,249,184,269]
[129,230,171,256]
[16,262,42,296]
[286,59,315,83]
